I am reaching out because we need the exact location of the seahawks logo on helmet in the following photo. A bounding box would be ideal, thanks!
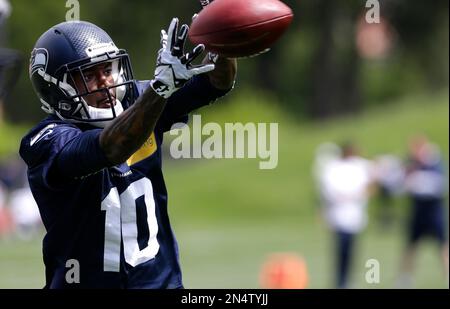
[29,48,48,75]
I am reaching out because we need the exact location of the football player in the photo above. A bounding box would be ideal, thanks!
[19,16,237,288]
[397,135,449,287]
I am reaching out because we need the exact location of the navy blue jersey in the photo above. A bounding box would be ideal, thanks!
[19,74,230,288]
[405,156,447,245]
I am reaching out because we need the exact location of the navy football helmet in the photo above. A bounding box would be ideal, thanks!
[29,21,136,127]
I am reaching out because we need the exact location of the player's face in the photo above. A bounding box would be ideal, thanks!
[72,62,117,108]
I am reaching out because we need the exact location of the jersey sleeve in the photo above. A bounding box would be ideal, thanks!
[20,123,111,189]
[53,129,111,179]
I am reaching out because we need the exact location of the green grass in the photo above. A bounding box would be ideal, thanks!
[0,89,448,288]
[175,219,448,289]
[0,236,45,288]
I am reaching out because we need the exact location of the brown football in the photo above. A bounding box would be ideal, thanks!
[189,0,294,58]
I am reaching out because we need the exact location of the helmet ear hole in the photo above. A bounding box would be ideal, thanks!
[59,102,72,112]
[57,100,82,119]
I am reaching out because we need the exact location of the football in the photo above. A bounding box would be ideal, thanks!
[189,0,294,58]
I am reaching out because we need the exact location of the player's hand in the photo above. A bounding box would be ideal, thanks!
[150,18,215,99]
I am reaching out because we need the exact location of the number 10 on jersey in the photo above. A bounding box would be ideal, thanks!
[101,178,159,272]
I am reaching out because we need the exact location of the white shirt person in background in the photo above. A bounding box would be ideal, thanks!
[315,141,374,288]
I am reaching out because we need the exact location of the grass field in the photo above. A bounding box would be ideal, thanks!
[0,89,448,288]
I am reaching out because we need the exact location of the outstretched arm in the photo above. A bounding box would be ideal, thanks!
[100,18,214,165]
[100,88,166,165]
[204,55,237,90]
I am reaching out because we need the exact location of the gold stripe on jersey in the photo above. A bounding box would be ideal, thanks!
[127,132,157,166]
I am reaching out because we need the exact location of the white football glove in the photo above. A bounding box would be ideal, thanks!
[150,18,215,99]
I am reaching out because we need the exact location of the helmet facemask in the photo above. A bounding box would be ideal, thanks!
[46,50,135,128]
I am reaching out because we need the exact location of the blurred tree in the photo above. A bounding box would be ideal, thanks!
[388,0,449,90]
[309,0,362,118]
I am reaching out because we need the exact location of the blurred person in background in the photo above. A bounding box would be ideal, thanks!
[0,0,10,39]
[373,154,405,229]
[0,156,30,240]
[8,186,42,241]
[315,141,374,288]
[0,157,42,240]
[0,0,21,120]
[0,181,14,239]
[397,134,449,288]
[0,155,28,191]
[313,142,342,187]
